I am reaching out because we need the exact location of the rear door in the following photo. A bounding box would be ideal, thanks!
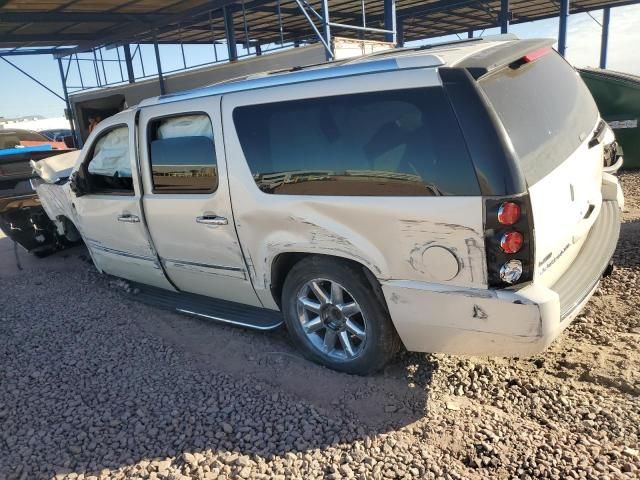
[138,97,261,306]
[478,49,603,286]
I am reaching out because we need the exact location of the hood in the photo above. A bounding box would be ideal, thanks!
[31,150,80,184]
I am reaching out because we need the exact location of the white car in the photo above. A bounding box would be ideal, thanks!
[33,37,623,374]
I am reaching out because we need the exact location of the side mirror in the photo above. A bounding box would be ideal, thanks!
[69,171,88,197]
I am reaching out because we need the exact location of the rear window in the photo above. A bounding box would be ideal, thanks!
[479,51,599,185]
[233,88,479,196]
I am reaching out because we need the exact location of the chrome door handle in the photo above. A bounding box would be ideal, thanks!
[117,214,140,223]
[196,215,228,226]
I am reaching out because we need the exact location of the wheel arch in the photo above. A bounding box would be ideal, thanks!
[270,252,388,311]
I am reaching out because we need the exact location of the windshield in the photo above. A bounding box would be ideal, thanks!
[479,50,599,185]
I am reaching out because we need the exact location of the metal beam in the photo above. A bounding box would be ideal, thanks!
[57,57,77,146]
[384,0,397,44]
[0,48,75,56]
[500,0,510,33]
[123,44,135,83]
[600,7,611,69]
[320,0,332,60]
[0,11,170,23]
[292,0,332,59]
[53,0,241,56]
[397,19,404,47]
[558,0,570,56]
[223,6,238,61]
[0,33,95,43]
[153,38,165,95]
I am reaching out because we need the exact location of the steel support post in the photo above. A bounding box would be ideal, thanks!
[57,57,78,146]
[153,39,165,95]
[123,44,135,83]
[558,0,570,57]
[600,7,611,69]
[384,0,396,44]
[320,0,332,60]
[397,20,404,47]
[223,6,238,61]
[500,0,510,33]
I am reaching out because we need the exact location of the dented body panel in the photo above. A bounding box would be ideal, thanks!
[221,68,487,310]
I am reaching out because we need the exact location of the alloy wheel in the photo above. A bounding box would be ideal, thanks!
[296,278,367,361]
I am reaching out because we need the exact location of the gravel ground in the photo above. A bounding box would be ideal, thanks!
[1,173,639,480]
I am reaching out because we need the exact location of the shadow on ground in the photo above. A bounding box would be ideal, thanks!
[0,237,437,479]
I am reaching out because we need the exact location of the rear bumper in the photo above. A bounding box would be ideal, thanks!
[383,200,621,357]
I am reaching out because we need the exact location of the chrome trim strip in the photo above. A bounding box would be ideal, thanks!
[162,258,244,272]
[176,308,283,331]
[87,241,160,266]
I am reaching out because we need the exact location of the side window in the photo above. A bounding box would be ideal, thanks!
[148,114,217,193]
[233,88,480,196]
[86,126,133,194]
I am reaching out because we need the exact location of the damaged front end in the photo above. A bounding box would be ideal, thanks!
[0,149,78,256]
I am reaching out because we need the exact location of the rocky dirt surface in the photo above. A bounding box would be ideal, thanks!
[1,173,639,480]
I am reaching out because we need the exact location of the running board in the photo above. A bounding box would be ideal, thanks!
[128,284,284,331]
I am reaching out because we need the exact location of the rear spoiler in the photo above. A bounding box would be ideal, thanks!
[456,38,556,80]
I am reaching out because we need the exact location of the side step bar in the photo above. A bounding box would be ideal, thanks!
[129,283,284,331]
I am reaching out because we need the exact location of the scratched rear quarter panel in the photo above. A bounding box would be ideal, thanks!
[222,73,486,309]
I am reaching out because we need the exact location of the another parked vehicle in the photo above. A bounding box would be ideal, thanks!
[0,129,75,254]
[580,68,640,169]
[39,128,72,142]
[34,37,622,374]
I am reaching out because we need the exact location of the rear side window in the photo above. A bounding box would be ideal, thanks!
[233,88,479,196]
[148,114,217,193]
[479,51,599,185]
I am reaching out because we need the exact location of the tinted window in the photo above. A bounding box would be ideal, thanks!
[233,88,479,196]
[479,51,599,185]
[148,114,217,193]
[86,126,133,193]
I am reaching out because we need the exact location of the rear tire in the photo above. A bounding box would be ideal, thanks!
[281,256,400,375]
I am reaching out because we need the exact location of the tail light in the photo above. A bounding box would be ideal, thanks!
[484,196,534,287]
[497,202,521,225]
[500,231,523,254]
[522,46,552,63]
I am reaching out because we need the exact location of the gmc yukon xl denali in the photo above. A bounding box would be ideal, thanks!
[33,37,622,374]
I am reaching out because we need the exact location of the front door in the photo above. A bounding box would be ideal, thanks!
[138,98,261,306]
[72,117,174,290]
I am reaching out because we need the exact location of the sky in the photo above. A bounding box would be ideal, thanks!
[1,4,639,120]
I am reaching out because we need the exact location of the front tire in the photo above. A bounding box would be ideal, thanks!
[281,256,400,375]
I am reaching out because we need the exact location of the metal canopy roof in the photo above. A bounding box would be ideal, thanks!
[1,0,638,54]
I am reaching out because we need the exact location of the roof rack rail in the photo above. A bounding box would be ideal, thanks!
[144,54,444,107]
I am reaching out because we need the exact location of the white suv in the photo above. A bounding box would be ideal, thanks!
[34,37,622,374]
